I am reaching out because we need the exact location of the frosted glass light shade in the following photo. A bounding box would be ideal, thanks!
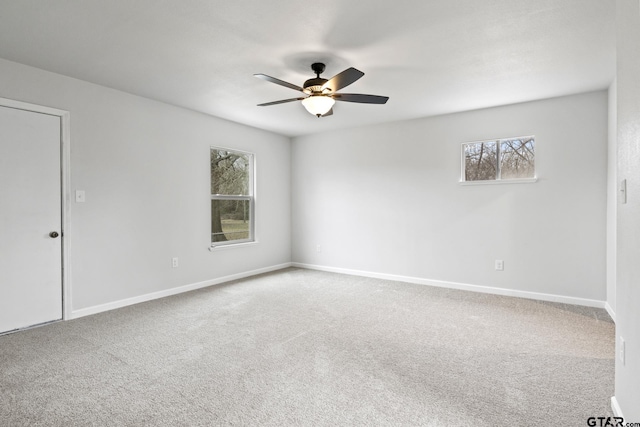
[301,96,335,117]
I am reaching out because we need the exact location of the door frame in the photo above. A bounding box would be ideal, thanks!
[0,97,71,321]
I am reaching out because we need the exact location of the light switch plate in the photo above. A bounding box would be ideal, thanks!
[620,179,627,204]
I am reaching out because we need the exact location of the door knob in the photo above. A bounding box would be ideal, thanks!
[49,231,59,238]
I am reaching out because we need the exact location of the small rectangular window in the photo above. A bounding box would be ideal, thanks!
[462,136,535,182]
[210,147,254,246]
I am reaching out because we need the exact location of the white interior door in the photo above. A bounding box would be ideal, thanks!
[0,105,63,334]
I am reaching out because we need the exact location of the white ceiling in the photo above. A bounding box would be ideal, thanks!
[0,0,615,137]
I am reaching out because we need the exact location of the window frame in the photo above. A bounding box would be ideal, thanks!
[460,135,537,185]
[210,146,256,248]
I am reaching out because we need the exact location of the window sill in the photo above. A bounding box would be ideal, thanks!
[209,241,258,251]
[459,177,538,186]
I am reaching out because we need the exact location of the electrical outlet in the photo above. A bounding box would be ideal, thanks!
[172,257,179,268]
[495,260,504,271]
[620,337,626,365]
[316,244,322,254]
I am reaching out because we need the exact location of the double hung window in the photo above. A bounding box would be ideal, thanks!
[210,147,254,246]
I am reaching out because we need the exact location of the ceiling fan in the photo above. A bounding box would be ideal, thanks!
[254,63,389,117]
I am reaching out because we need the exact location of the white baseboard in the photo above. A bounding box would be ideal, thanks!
[71,261,607,319]
[611,396,624,418]
[604,302,616,323]
[291,262,607,308]
[70,262,292,319]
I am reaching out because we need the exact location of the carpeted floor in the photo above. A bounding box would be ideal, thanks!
[0,268,614,426]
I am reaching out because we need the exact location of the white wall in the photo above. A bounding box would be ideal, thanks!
[614,0,640,420]
[0,58,291,315]
[292,91,608,303]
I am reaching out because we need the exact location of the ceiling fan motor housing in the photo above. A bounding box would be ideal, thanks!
[303,77,328,94]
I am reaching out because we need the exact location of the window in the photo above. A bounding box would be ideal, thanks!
[462,136,535,182]
[210,147,254,246]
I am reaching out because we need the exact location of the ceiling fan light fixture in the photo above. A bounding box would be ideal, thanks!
[301,95,335,117]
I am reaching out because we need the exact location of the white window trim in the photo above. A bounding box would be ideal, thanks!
[460,135,536,184]
[459,177,538,186]
[210,146,256,249]
[208,241,259,251]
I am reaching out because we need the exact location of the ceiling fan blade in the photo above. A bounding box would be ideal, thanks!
[321,108,333,117]
[333,93,389,104]
[254,74,304,92]
[321,68,364,92]
[257,97,305,107]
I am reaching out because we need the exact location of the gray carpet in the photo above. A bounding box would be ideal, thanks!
[0,268,614,426]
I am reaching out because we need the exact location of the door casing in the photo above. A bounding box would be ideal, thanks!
[0,97,71,321]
